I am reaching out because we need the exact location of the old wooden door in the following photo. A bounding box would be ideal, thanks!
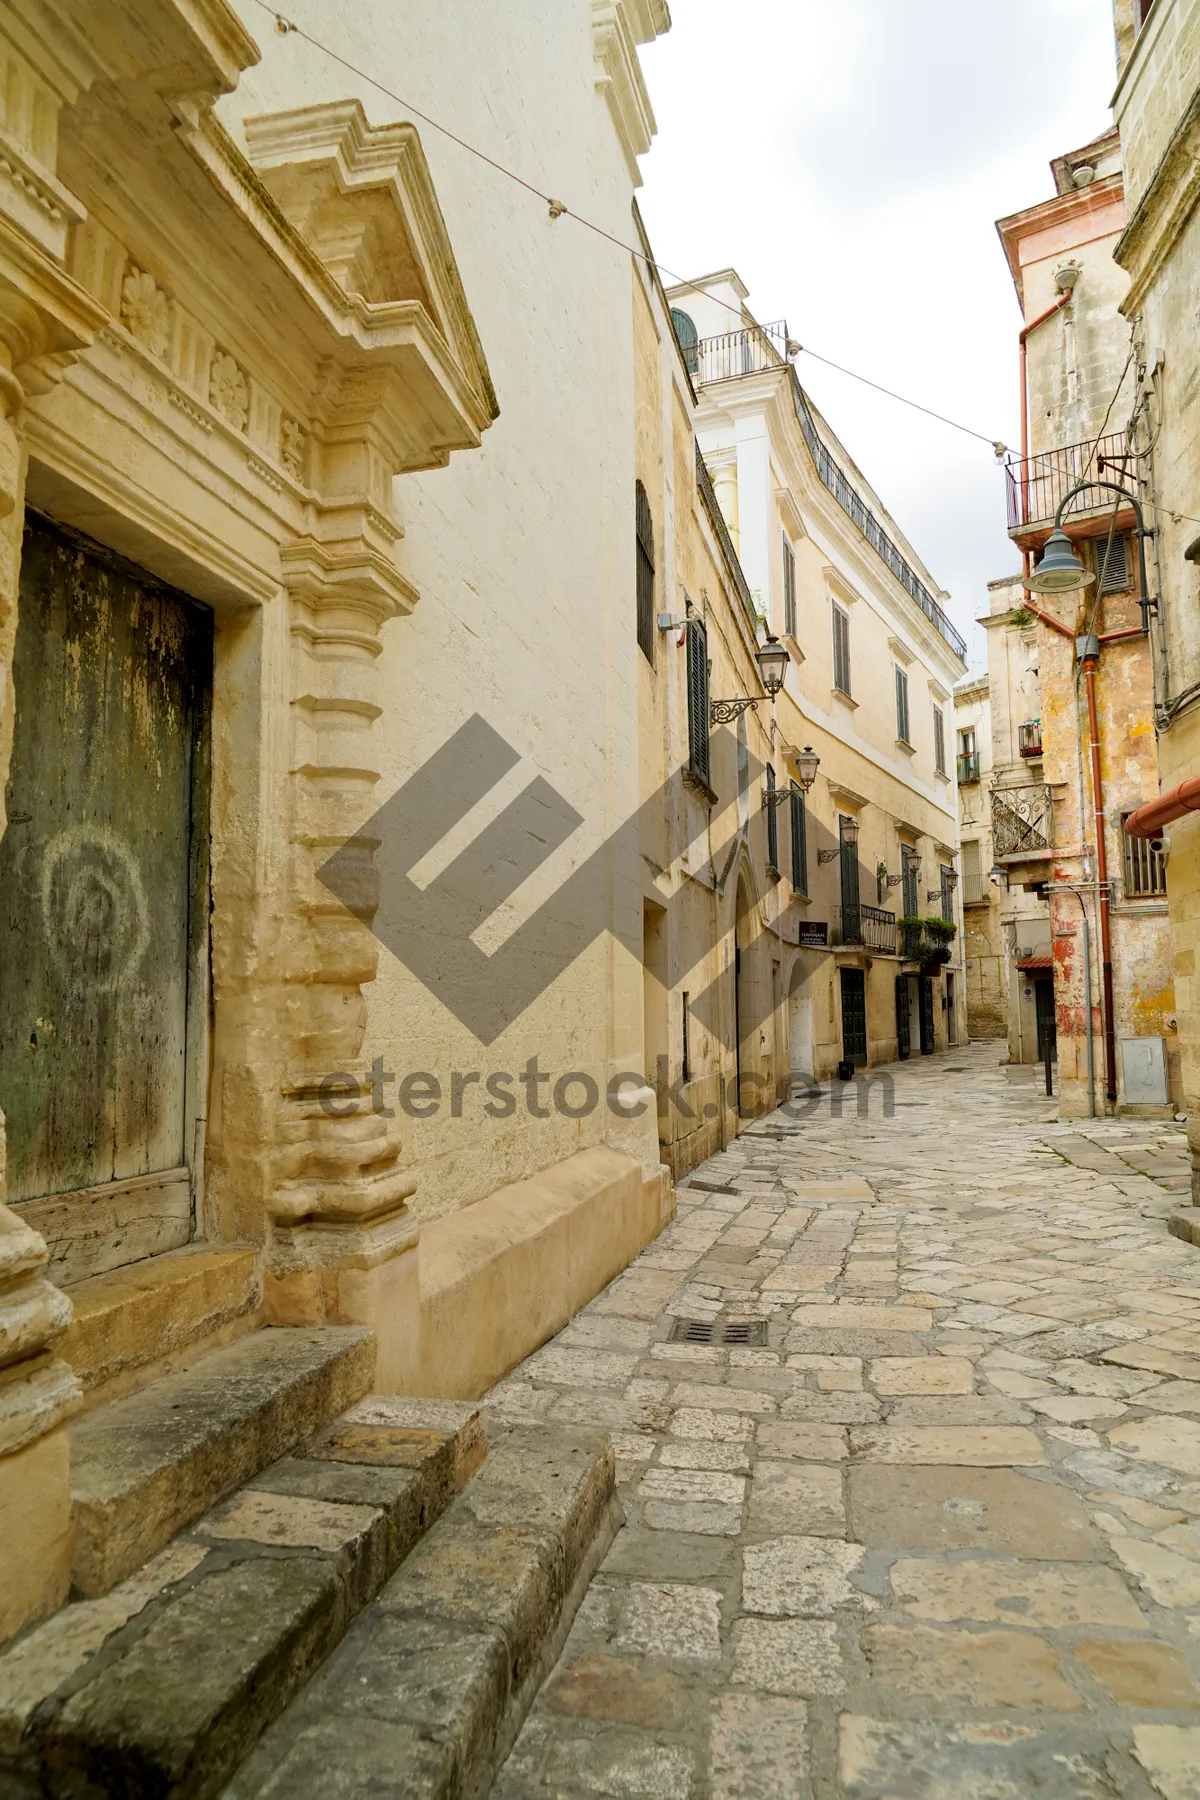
[895,975,910,1059]
[919,976,935,1055]
[0,516,211,1283]
[840,968,867,1066]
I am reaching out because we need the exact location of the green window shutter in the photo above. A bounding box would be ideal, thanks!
[686,616,710,787]
[895,665,909,742]
[790,783,807,892]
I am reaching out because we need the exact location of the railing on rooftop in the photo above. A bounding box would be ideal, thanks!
[695,440,757,626]
[689,320,967,664]
[1005,433,1136,533]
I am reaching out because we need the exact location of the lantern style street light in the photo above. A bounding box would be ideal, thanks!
[1027,479,1156,633]
[819,812,859,864]
[792,745,821,792]
[710,634,791,724]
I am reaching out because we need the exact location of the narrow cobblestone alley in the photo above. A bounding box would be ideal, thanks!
[488,1042,1200,1799]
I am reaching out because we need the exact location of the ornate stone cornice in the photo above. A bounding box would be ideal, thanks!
[591,0,662,186]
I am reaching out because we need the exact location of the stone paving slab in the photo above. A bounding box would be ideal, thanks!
[489,1044,1200,1797]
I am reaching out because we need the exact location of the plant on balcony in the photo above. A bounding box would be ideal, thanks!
[898,916,956,965]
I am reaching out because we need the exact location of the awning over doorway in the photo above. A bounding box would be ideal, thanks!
[1016,956,1054,973]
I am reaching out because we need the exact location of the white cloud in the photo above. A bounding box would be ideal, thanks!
[638,0,1119,672]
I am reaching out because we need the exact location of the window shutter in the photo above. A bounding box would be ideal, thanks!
[1097,534,1131,594]
[783,536,796,638]
[686,616,710,787]
[832,603,851,696]
[635,480,655,665]
[933,707,946,773]
[895,666,909,742]
[790,783,807,892]
[766,765,778,869]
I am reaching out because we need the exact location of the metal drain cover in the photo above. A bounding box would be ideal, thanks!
[668,1317,769,1347]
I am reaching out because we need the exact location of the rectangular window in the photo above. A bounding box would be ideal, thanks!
[685,615,711,788]
[962,838,983,904]
[783,535,796,638]
[682,992,690,1082]
[959,726,975,756]
[790,783,807,893]
[933,706,946,774]
[940,863,955,923]
[895,665,910,743]
[765,765,779,872]
[635,479,655,665]
[1122,813,1167,897]
[832,601,851,697]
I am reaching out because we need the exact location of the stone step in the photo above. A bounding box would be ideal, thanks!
[69,1325,377,1596]
[63,1244,262,1407]
[0,1397,486,1799]
[223,1424,621,1799]
[1169,1209,1200,1245]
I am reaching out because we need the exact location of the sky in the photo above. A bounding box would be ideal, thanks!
[637,0,1121,675]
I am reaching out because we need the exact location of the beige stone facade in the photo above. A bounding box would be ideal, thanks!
[996,123,1178,1117]
[0,0,674,1644]
[665,275,969,1086]
[1111,0,1200,1174]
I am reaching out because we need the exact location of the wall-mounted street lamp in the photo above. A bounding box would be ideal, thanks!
[764,743,821,810]
[710,635,791,724]
[988,863,1009,889]
[1027,479,1156,634]
[818,813,859,864]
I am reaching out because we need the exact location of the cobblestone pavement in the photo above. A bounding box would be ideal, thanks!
[485,1041,1200,1799]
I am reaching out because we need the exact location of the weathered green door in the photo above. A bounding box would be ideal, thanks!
[0,516,210,1280]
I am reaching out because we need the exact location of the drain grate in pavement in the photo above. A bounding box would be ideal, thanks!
[669,1317,769,1347]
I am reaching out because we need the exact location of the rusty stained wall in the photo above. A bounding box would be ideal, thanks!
[1036,594,1178,1113]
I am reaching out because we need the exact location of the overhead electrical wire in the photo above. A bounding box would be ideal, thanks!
[260,1,1200,534]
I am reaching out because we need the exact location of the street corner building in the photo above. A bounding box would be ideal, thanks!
[991,104,1179,1122]
[643,267,968,1165]
[0,0,675,1651]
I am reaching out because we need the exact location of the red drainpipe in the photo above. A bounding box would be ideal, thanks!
[1126,777,1200,838]
[1080,640,1119,1103]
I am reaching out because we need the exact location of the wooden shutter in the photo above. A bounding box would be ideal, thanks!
[933,707,946,773]
[783,536,796,638]
[895,666,909,742]
[790,783,807,892]
[686,616,710,787]
[832,602,851,695]
[1097,534,1131,594]
[635,480,655,665]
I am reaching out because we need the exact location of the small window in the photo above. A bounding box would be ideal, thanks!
[1096,534,1132,595]
[895,666,910,743]
[635,480,655,665]
[832,601,851,696]
[783,535,796,638]
[671,308,698,375]
[933,706,946,774]
[959,726,975,757]
[1122,813,1167,897]
[790,783,808,893]
[766,765,779,872]
[685,615,711,787]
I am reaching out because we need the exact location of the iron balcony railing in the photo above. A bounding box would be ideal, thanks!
[861,904,897,954]
[957,750,981,784]
[690,320,967,664]
[695,442,757,627]
[1019,719,1043,758]
[1005,432,1135,533]
[693,320,789,384]
[830,904,861,948]
[992,782,1053,860]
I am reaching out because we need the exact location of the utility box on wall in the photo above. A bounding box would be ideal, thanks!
[1121,1037,1169,1106]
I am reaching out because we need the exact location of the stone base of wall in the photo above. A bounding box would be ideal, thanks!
[394,1145,672,1400]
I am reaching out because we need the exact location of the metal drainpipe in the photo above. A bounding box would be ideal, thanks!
[1079,636,1118,1104]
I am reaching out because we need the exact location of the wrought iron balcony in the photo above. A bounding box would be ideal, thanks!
[1005,433,1135,534]
[693,321,789,385]
[992,782,1053,860]
[1019,719,1043,758]
[957,750,981,784]
[861,904,897,954]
